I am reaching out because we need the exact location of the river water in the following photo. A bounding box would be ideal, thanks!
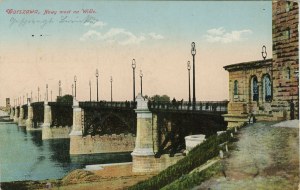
[0,122,131,182]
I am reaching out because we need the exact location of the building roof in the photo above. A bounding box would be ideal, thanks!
[223,58,273,72]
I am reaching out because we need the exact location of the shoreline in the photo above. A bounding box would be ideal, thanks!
[1,162,156,190]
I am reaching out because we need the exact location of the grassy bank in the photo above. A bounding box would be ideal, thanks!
[128,128,237,190]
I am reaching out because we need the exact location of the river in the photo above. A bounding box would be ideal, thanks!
[0,121,131,182]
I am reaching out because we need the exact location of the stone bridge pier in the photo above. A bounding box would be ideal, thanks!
[26,102,34,130]
[69,98,84,154]
[41,101,52,139]
[18,106,25,126]
[131,94,183,173]
[13,106,19,123]
[10,107,14,120]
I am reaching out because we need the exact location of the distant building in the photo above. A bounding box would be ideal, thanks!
[223,0,299,128]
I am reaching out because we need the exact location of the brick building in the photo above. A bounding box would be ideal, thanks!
[223,0,299,128]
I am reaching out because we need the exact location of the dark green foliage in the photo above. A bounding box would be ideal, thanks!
[56,95,73,103]
[162,162,222,190]
[150,95,171,102]
[129,129,235,190]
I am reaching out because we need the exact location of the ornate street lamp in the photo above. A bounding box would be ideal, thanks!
[89,80,91,102]
[96,69,99,102]
[110,76,113,102]
[72,84,74,97]
[191,42,196,109]
[187,61,191,104]
[132,59,136,101]
[140,70,143,96]
[38,86,40,102]
[58,80,61,97]
[262,45,267,60]
[74,75,77,98]
[46,84,48,101]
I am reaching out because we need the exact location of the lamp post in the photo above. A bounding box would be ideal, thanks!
[187,61,191,104]
[58,80,61,97]
[140,70,143,96]
[72,84,74,97]
[132,59,136,101]
[74,75,77,98]
[23,95,24,105]
[46,84,48,101]
[96,69,99,102]
[191,42,196,109]
[26,93,28,104]
[89,80,91,102]
[31,91,32,103]
[110,76,113,102]
[38,86,40,102]
[51,90,52,102]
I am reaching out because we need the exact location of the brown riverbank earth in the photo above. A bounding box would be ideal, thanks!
[195,120,299,190]
[1,163,156,190]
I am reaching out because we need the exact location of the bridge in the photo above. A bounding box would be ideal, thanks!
[8,94,228,172]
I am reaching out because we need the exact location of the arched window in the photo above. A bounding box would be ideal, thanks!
[263,75,272,102]
[251,76,259,101]
[287,67,291,79]
[234,80,238,96]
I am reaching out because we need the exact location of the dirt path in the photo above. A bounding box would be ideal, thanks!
[38,163,156,190]
[196,121,299,190]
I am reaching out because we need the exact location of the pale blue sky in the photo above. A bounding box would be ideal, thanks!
[0,1,272,105]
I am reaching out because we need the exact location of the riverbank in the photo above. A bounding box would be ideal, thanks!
[1,163,156,190]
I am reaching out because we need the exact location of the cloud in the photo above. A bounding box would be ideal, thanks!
[84,21,107,28]
[148,32,164,40]
[81,20,164,45]
[204,27,252,43]
[80,28,146,45]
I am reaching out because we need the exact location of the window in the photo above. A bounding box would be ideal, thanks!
[234,80,238,96]
[251,76,259,101]
[263,75,272,102]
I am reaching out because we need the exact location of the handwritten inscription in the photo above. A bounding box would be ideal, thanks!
[5,8,98,28]
[6,9,96,15]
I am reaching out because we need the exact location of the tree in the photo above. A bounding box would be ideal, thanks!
[150,94,170,102]
[57,95,73,103]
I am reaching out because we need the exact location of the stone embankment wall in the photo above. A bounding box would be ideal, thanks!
[132,154,184,173]
[70,133,135,155]
[42,126,72,140]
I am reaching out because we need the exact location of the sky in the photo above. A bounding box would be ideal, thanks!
[0,0,272,106]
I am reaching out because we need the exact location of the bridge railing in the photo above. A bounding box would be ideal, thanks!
[79,101,137,110]
[148,101,229,113]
